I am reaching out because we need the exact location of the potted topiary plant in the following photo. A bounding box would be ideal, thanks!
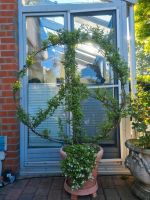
[13,27,128,200]
[125,80,150,200]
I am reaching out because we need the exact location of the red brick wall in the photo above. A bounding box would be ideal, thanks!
[0,0,19,173]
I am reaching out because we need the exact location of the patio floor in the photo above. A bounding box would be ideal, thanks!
[0,175,139,200]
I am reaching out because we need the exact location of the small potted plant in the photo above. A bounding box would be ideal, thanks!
[13,27,128,200]
[60,144,103,199]
[125,80,150,200]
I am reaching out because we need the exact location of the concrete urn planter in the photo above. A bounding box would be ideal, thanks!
[60,146,103,200]
[125,139,150,200]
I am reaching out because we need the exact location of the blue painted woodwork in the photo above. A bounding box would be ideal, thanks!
[0,136,7,151]
[40,18,63,31]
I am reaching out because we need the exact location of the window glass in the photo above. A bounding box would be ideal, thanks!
[73,13,116,85]
[25,11,120,157]
[26,16,65,84]
[73,12,119,148]
[26,16,66,147]
[81,87,119,145]
[23,0,110,6]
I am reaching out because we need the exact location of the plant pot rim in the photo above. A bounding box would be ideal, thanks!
[125,139,150,154]
[61,144,103,149]
[60,145,103,156]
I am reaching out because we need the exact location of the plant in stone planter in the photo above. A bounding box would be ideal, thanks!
[125,81,150,200]
[13,27,128,199]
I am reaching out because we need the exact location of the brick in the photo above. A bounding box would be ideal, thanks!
[2,104,17,111]
[0,0,17,3]
[0,98,15,104]
[0,4,17,10]
[0,58,17,63]
[0,70,16,76]
[6,111,17,117]
[0,131,19,137]
[2,118,17,124]
[2,77,17,84]
[1,63,18,70]
[0,18,14,23]
[8,137,19,145]
[0,98,3,104]
[1,124,18,131]
[1,51,16,57]
[2,91,14,97]
[0,44,17,50]
[1,38,16,43]
[0,11,16,17]
[0,24,16,31]
[7,144,20,151]
[3,163,20,173]
[4,158,20,166]
[0,31,15,37]
[2,98,15,104]
[0,111,8,117]
[6,151,20,159]
[0,0,19,173]
[0,85,12,90]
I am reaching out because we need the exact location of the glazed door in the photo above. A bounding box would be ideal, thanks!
[26,15,66,148]
[72,11,121,159]
[21,14,69,174]
[21,8,121,175]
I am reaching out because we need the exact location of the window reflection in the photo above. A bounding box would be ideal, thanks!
[26,16,64,84]
[26,16,65,147]
[82,87,118,143]
[74,14,115,85]
[73,12,118,144]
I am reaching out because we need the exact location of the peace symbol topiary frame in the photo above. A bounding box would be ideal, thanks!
[12,27,128,144]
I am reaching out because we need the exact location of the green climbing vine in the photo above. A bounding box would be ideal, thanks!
[90,28,128,139]
[13,27,128,144]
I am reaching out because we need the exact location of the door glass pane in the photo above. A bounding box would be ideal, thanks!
[26,16,66,147]
[23,0,110,6]
[73,12,120,158]
[26,16,64,84]
[81,87,119,145]
[74,13,116,85]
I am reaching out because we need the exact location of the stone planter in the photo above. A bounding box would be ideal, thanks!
[125,139,150,200]
[60,146,103,200]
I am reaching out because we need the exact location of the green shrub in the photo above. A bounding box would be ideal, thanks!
[61,144,98,190]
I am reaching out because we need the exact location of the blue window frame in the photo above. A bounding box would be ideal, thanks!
[18,0,131,175]
[22,0,110,6]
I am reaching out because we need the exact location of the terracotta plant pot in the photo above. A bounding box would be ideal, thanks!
[60,146,103,200]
